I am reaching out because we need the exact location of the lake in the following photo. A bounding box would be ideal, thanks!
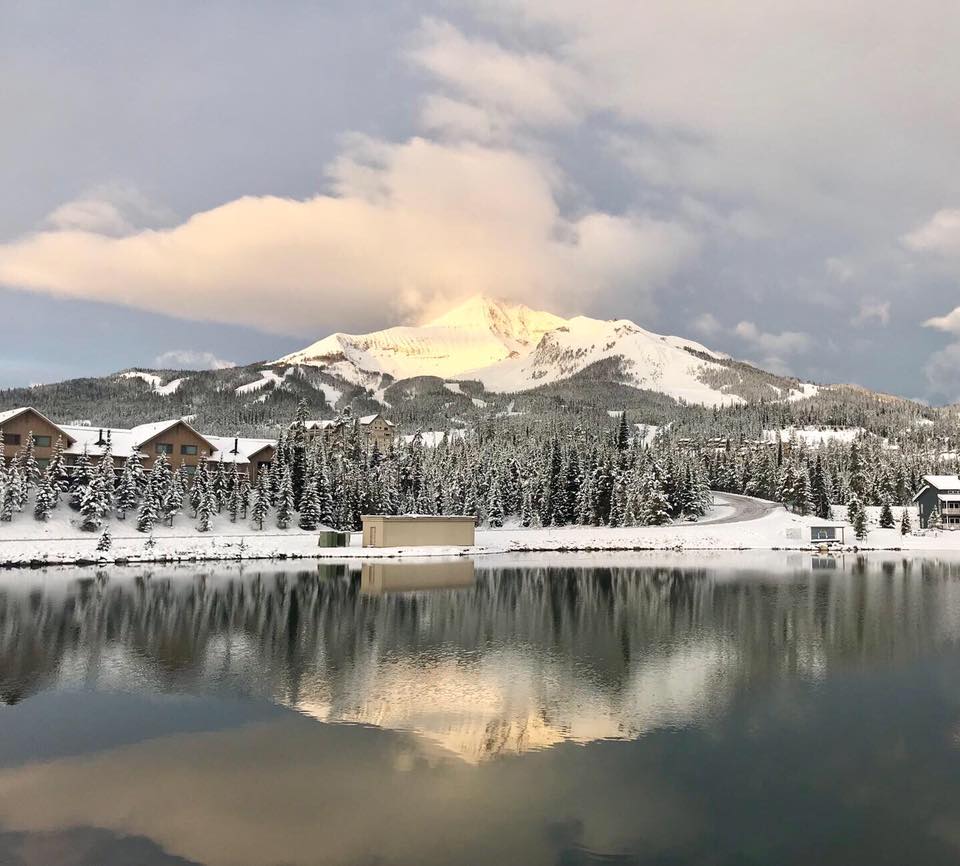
[3,553,960,865]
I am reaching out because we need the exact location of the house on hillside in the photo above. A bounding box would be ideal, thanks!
[306,412,395,452]
[0,407,77,468]
[0,407,276,481]
[913,475,960,529]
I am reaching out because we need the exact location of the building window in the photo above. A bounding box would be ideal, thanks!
[155,442,173,455]
[33,435,51,448]
[184,464,197,476]
[5,434,21,446]
[36,458,50,469]
[180,444,198,456]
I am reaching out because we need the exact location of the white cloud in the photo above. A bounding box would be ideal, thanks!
[44,183,174,236]
[924,307,960,334]
[852,299,891,327]
[691,312,722,338]
[409,18,586,130]
[0,136,696,335]
[734,321,811,356]
[154,350,236,370]
[924,341,960,403]
[447,1,960,231]
[903,209,960,256]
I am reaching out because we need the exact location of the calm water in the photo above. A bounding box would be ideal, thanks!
[3,554,960,865]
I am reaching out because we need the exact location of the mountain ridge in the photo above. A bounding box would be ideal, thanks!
[278,295,811,408]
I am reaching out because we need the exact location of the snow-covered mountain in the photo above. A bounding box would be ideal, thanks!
[278,296,808,407]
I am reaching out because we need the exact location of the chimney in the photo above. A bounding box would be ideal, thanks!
[96,428,105,446]
[233,436,239,455]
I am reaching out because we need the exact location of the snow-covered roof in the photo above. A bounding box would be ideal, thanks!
[358,413,395,427]
[938,494,960,503]
[204,435,276,465]
[0,407,76,445]
[60,419,216,459]
[922,475,960,490]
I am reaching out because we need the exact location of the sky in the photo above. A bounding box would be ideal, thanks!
[3,1,960,402]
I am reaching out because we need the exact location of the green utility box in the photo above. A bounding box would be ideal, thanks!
[317,530,349,548]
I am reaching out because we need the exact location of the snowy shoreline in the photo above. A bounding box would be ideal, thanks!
[1,502,959,568]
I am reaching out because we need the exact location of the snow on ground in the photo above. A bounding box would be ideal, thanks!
[400,429,468,448]
[786,383,820,402]
[472,398,487,408]
[120,371,161,388]
[121,371,188,396]
[235,368,289,395]
[315,382,342,407]
[763,426,864,446]
[634,423,661,446]
[155,377,185,396]
[6,495,960,569]
[444,382,464,395]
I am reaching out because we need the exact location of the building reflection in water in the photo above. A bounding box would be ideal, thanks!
[360,559,476,595]
[3,554,960,761]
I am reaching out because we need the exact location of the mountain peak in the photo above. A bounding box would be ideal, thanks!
[424,296,568,352]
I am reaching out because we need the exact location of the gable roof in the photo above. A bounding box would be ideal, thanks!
[0,407,75,446]
[128,419,217,452]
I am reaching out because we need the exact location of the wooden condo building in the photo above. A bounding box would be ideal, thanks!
[913,475,960,529]
[0,407,276,482]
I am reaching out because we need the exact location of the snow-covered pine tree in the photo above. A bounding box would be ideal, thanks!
[276,465,294,529]
[197,482,216,532]
[900,508,912,535]
[486,473,504,528]
[136,490,159,533]
[298,468,322,530]
[9,463,27,513]
[79,473,107,531]
[116,459,140,520]
[33,470,56,521]
[96,525,112,553]
[251,471,270,530]
[640,464,672,526]
[879,502,895,528]
[48,436,70,497]
[69,448,93,509]
[20,433,40,490]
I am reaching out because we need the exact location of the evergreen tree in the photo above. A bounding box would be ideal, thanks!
[276,465,294,529]
[298,470,322,530]
[251,472,270,530]
[33,471,56,521]
[137,489,159,533]
[879,502,895,528]
[900,508,912,535]
[487,473,504,528]
[48,436,70,497]
[96,526,112,553]
[79,473,107,531]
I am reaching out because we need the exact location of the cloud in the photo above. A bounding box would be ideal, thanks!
[924,307,960,334]
[903,209,960,256]
[154,350,236,370]
[924,341,960,403]
[44,183,175,236]
[691,313,722,338]
[734,321,811,356]
[852,299,891,327]
[409,18,586,130]
[0,137,697,336]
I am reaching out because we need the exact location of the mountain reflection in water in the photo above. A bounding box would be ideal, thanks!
[4,555,960,865]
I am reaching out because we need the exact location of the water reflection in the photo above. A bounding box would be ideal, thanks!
[360,559,476,595]
[3,554,960,762]
[4,554,960,865]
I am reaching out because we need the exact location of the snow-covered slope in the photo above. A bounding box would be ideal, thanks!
[278,296,790,407]
[467,316,739,406]
[279,297,565,380]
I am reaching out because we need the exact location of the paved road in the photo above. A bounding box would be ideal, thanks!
[695,492,783,526]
